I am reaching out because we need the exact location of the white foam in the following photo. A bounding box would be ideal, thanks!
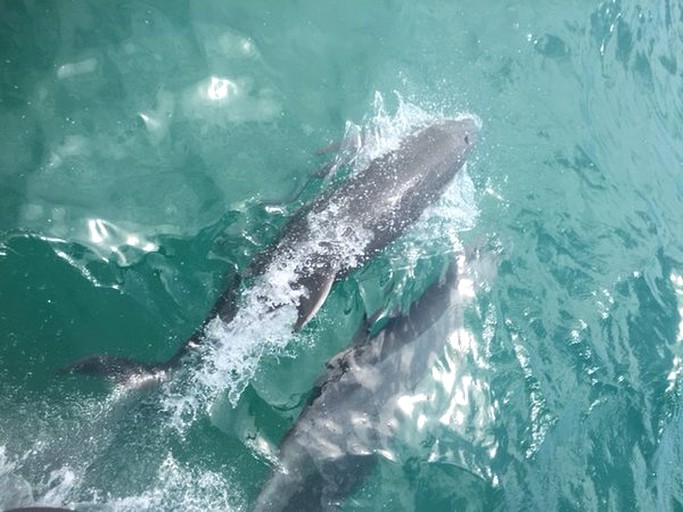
[0,447,32,509]
[103,453,244,512]
[0,446,78,510]
[166,206,377,412]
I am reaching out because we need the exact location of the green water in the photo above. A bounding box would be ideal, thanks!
[1,0,683,510]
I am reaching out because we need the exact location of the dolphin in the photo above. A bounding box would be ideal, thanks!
[252,258,462,511]
[64,118,478,381]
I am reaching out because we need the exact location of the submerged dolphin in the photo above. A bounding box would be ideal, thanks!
[65,118,478,381]
[253,259,461,511]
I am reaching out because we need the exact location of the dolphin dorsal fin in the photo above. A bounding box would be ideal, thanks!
[293,264,338,331]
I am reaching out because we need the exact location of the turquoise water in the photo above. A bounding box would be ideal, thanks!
[1,0,682,510]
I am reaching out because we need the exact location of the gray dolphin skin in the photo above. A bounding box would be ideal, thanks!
[252,259,461,512]
[64,118,478,381]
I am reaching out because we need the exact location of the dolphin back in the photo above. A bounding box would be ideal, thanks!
[253,259,460,511]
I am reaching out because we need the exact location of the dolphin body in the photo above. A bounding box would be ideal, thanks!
[252,259,461,511]
[65,118,478,381]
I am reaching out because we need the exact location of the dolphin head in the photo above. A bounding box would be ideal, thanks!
[437,116,479,157]
[406,116,478,188]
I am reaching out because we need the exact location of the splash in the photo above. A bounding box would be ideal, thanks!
[0,446,243,512]
[0,446,77,510]
[165,213,376,417]
[0,447,31,510]
[103,453,244,512]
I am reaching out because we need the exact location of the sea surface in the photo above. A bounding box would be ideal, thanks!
[1,1,682,510]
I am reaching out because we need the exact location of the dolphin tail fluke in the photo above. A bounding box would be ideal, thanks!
[60,327,205,385]
[59,354,164,384]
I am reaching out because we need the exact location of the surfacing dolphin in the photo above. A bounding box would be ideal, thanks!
[252,258,462,511]
[64,117,478,382]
